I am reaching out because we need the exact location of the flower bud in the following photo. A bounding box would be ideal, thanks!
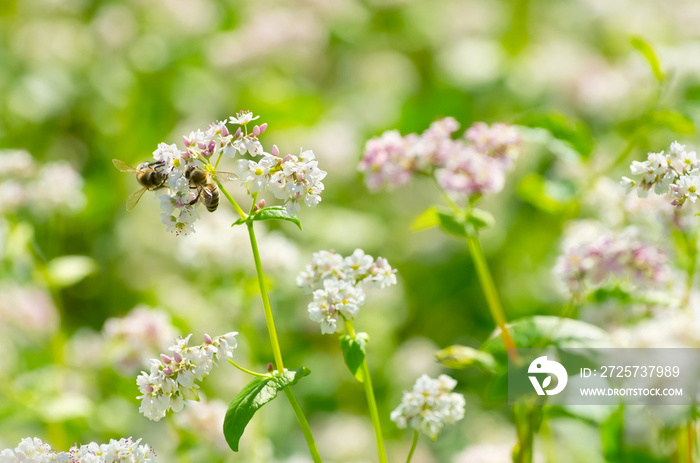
[234,127,242,138]
[163,367,173,375]
[283,154,292,162]
[253,125,261,136]
[173,352,183,363]
[221,124,230,137]
[257,199,265,209]
[259,123,268,134]
[271,145,280,157]
[204,333,213,344]
[267,363,274,373]
[183,136,191,147]
[161,354,172,364]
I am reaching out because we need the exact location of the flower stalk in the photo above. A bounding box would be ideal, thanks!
[219,182,322,463]
[345,318,388,463]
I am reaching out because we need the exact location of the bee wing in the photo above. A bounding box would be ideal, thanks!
[199,186,215,204]
[213,171,238,182]
[126,186,148,211]
[113,159,139,173]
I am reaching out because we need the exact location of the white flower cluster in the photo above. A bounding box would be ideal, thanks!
[554,226,669,297]
[136,331,238,421]
[358,118,520,200]
[137,111,325,235]
[622,141,700,208]
[390,374,466,440]
[296,249,397,334]
[0,149,85,216]
[0,437,156,462]
[235,146,327,214]
[102,305,177,374]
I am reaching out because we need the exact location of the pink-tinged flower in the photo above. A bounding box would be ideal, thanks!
[358,119,520,199]
[554,227,669,297]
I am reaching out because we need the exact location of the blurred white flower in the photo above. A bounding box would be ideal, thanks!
[390,374,466,439]
[103,306,178,374]
[175,397,229,450]
[0,284,60,338]
[554,226,669,297]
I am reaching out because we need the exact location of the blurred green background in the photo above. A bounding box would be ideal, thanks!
[2,0,700,461]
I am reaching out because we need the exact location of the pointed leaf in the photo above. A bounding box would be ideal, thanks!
[223,367,310,451]
[517,113,593,158]
[631,37,664,82]
[411,206,440,231]
[466,207,495,230]
[437,210,468,237]
[340,333,368,382]
[650,110,695,135]
[47,256,98,287]
[435,345,496,372]
[252,206,302,230]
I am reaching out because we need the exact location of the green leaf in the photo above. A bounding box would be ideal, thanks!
[517,113,593,158]
[631,37,664,82]
[223,367,310,451]
[435,345,496,372]
[340,333,368,382]
[411,206,440,231]
[601,405,625,463]
[517,174,574,214]
[46,256,98,287]
[650,110,695,135]
[437,210,468,237]
[252,206,302,230]
[466,207,495,230]
[482,316,610,367]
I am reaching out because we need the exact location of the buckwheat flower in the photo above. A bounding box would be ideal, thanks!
[554,227,669,297]
[152,142,181,165]
[298,249,397,334]
[0,181,26,215]
[358,130,413,191]
[390,374,466,440]
[465,122,521,163]
[308,279,366,334]
[296,250,346,292]
[175,398,229,450]
[69,438,157,463]
[0,437,64,462]
[0,149,35,178]
[624,141,700,208]
[103,306,177,374]
[359,119,521,199]
[136,332,238,421]
[436,146,507,198]
[28,161,86,215]
[229,110,260,126]
[235,156,275,193]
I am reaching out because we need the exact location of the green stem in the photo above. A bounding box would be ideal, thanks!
[220,189,322,462]
[228,359,270,378]
[284,388,323,463]
[217,181,247,219]
[465,234,518,359]
[345,319,388,463]
[246,221,285,372]
[406,431,419,463]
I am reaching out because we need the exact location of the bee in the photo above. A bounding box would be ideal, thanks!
[185,166,237,213]
[112,159,170,211]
